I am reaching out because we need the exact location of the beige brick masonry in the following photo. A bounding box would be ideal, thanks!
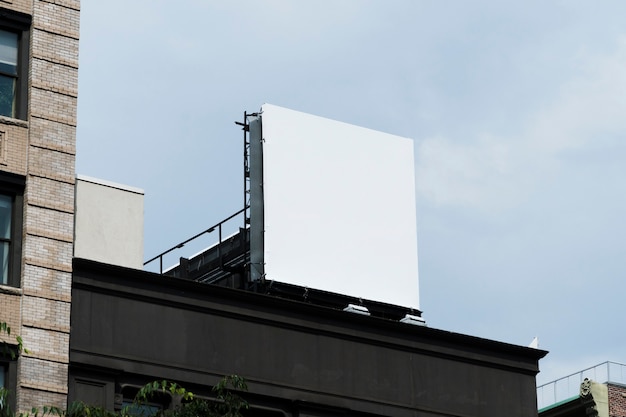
[20,326,69,363]
[25,204,73,243]
[22,264,71,302]
[29,117,76,154]
[0,291,21,344]
[0,124,29,175]
[0,0,82,413]
[32,29,79,68]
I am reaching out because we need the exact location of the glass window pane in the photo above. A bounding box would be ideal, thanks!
[0,30,17,74]
[0,195,11,239]
[0,241,8,285]
[121,400,160,417]
[0,366,5,411]
[0,75,15,118]
[0,194,13,239]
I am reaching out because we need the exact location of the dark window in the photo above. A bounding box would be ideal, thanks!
[0,364,6,412]
[0,172,23,287]
[0,8,31,120]
[0,193,12,284]
[120,386,167,417]
[0,357,17,414]
[121,399,161,417]
[0,30,17,118]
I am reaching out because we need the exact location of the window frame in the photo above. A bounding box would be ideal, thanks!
[0,171,23,287]
[0,8,31,120]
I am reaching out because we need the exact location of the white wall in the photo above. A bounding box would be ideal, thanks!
[74,175,144,269]
[260,104,419,309]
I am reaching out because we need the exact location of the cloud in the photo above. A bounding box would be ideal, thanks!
[415,36,626,211]
[416,134,519,209]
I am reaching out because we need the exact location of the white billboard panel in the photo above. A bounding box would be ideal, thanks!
[261,104,419,309]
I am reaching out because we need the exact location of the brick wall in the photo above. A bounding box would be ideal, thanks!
[0,0,79,412]
[0,291,21,345]
[608,384,626,417]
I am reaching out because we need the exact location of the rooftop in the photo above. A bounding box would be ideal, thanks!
[537,361,626,410]
[143,208,424,323]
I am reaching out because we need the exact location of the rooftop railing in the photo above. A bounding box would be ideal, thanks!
[144,207,247,274]
[537,361,626,410]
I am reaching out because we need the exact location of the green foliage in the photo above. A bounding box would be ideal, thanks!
[21,405,64,417]
[1,374,248,417]
[0,387,11,417]
[0,394,66,417]
[134,381,194,405]
[66,402,117,417]
[133,375,248,417]
[0,321,29,359]
[1,319,29,417]
[210,375,248,417]
[1,403,64,417]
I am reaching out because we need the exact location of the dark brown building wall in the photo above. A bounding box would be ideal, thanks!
[70,259,546,417]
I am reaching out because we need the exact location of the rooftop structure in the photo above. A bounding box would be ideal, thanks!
[537,361,626,415]
[146,104,422,321]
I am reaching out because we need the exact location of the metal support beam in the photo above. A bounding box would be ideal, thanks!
[248,114,264,282]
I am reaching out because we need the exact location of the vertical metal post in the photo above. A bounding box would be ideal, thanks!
[243,111,251,283]
[218,223,222,268]
[248,114,264,283]
[244,111,248,228]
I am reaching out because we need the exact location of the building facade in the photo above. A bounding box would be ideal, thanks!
[70,257,547,417]
[0,0,79,412]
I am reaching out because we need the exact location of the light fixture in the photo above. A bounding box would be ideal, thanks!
[400,314,426,326]
[343,304,370,316]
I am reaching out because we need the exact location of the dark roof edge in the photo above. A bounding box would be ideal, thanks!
[72,258,548,372]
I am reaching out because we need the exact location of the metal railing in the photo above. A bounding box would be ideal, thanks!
[537,361,626,410]
[144,207,247,274]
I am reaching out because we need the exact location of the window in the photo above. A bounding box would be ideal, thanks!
[0,172,23,287]
[0,364,6,412]
[0,8,31,120]
[119,385,167,417]
[0,30,17,118]
[121,399,162,417]
[0,194,11,284]
[0,359,16,414]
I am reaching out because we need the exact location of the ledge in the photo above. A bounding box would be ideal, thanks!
[0,115,28,128]
[0,284,22,295]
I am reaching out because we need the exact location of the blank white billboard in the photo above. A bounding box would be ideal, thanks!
[260,104,419,309]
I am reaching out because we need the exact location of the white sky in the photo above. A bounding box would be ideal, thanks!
[76,1,626,386]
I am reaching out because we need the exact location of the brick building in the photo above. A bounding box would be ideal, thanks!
[608,384,626,417]
[0,0,79,413]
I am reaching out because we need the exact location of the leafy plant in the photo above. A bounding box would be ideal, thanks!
[0,321,29,359]
[132,375,248,417]
[1,319,31,417]
[2,374,248,417]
